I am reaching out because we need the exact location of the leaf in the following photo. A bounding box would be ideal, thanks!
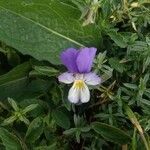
[0,78,28,101]
[0,62,31,100]
[0,0,101,65]
[109,58,125,73]
[17,79,51,101]
[92,122,131,144]
[22,104,38,114]
[140,98,150,106]
[19,115,30,125]
[0,62,30,85]
[127,41,148,52]
[52,109,70,129]
[25,117,44,143]
[107,30,127,48]
[8,97,19,111]
[143,56,150,73]
[33,143,57,150]
[124,105,143,134]
[124,105,150,150]
[50,84,63,105]
[63,128,76,135]
[2,116,16,126]
[101,0,112,18]
[123,83,138,90]
[33,66,59,77]
[0,59,51,101]
[101,65,113,82]
[0,127,22,150]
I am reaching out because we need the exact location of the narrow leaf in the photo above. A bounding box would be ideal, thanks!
[33,66,59,77]
[0,127,22,150]
[26,117,44,143]
[92,122,131,144]
[52,110,70,129]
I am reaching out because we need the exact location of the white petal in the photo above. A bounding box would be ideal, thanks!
[80,83,90,103]
[84,72,101,86]
[68,85,80,104]
[58,72,74,84]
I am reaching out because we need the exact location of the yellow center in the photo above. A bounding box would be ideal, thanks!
[74,80,85,89]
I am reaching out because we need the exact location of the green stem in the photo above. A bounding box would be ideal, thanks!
[139,132,150,150]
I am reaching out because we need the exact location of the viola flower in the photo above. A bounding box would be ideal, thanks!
[58,47,101,104]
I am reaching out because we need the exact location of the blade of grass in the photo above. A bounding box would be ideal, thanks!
[124,105,150,150]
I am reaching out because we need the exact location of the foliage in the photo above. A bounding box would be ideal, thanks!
[0,0,149,149]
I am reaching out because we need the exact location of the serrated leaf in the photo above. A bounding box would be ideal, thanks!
[0,127,22,150]
[26,117,44,143]
[52,110,70,129]
[0,0,101,65]
[92,122,131,144]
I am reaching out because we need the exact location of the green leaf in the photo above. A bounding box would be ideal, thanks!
[124,105,150,150]
[140,98,150,106]
[0,62,31,100]
[2,116,17,126]
[92,122,131,144]
[107,30,127,48]
[52,109,70,129]
[50,84,63,105]
[19,115,30,125]
[109,58,125,73]
[124,105,143,133]
[0,0,101,65]
[63,128,76,135]
[0,56,51,100]
[0,127,22,150]
[75,129,81,143]
[33,66,59,77]
[0,62,30,85]
[8,97,19,111]
[33,143,57,150]
[143,56,150,73]
[0,78,28,101]
[26,117,44,143]
[123,83,138,90]
[22,104,38,114]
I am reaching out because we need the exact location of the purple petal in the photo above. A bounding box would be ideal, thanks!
[76,47,97,73]
[58,72,74,84]
[84,72,101,85]
[61,48,79,73]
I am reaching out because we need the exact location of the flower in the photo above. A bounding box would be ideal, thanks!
[58,47,101,104]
